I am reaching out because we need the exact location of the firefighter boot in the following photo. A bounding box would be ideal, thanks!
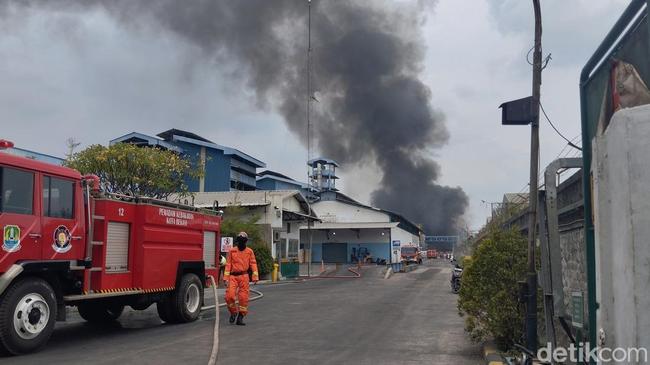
[229,313,237,324]
[236,313,245,326]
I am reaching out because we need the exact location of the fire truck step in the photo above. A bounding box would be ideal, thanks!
[92,215,105,220]
[64,290,143,301]
[91,241,103,246]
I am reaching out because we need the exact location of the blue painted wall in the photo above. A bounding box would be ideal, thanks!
[256,179,276,190]
[174,141,233,192]
[204,148,231,191]
[303,242,389,263]
[347,243,390,263]
[257,178,303,191]
[176,141,201,192]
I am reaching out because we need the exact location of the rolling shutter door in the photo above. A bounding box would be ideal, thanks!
[322,243,347,263]
[106,222,130,272]
[203,231,216,268]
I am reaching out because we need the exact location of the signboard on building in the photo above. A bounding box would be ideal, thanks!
[425,236,458,251]
[221,237,233,252]
[391,240,401,264]
[571,291,584,329]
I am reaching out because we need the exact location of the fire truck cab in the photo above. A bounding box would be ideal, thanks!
[0,148,221,355]
[400,245,422,265]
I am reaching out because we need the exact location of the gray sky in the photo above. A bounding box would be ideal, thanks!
[0,0,629,230]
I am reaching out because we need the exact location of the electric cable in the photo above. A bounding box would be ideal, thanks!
[539,102,583,151]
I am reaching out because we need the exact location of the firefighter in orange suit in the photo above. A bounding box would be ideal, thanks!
[224,232,259,325]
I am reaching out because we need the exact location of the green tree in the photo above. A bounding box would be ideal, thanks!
[250,244,273,277]
[65,143,202,199]
[220,206,273,277]
[457,226,528,350]
[220,206,264,245]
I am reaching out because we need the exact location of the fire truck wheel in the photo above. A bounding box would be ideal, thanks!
[0,278,57,355]
[77,302,124,323]
[170,273,203,323]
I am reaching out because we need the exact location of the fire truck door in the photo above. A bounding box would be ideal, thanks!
[0,166,41,261]
[41,175,81,259]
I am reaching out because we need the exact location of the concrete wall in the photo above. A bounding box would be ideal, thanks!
[498,164,586,352]
[593,105,650,354]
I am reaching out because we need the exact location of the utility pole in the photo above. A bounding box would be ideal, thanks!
[526,0,542,352]
[65,137,81,160]
[306,0,313,278]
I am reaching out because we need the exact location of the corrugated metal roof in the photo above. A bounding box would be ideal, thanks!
[502,193,529,205]
[299,222,399,230]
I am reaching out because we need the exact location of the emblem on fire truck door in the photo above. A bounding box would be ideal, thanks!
[52,225,72,253]
[2,225,21,252]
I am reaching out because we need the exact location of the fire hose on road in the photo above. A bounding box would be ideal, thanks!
[203,265,359,364]
[299,264,362,280]
[203,275,264,365]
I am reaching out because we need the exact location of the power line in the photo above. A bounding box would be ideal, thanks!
[539,102,582,151]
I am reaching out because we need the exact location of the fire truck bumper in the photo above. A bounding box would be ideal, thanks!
[0,264,24,296]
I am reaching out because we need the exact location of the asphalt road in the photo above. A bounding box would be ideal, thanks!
[4,260,481,365]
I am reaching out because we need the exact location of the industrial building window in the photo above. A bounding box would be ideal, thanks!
[0,167,34,215]
[288,239,299,260]
[42,176,74,219]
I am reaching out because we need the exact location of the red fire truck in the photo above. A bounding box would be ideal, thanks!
[0,144,221,354]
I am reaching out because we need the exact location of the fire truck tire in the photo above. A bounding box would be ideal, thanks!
[170,273,203,323]
[0,278,57,355]
[77,302,124,323]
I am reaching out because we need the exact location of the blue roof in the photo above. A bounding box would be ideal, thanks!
[110,132,182,153]
[111,131,266,168]
[170,135,266,168]
[257,171,308,189]
[7,147,64,165]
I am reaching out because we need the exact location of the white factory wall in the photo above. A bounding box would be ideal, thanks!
[282,195,303,213]
[593,105,650,354]
[300,227,393,263]
[311,200,389,223]
[390,227,420,247]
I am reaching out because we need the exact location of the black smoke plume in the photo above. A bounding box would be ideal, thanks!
[3,0,468,234]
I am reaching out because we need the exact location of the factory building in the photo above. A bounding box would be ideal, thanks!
[187,190,318,261]
[300,158,423,264]
[256,170,308,192]
[0,141,64,165]
[111,129,266,192]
